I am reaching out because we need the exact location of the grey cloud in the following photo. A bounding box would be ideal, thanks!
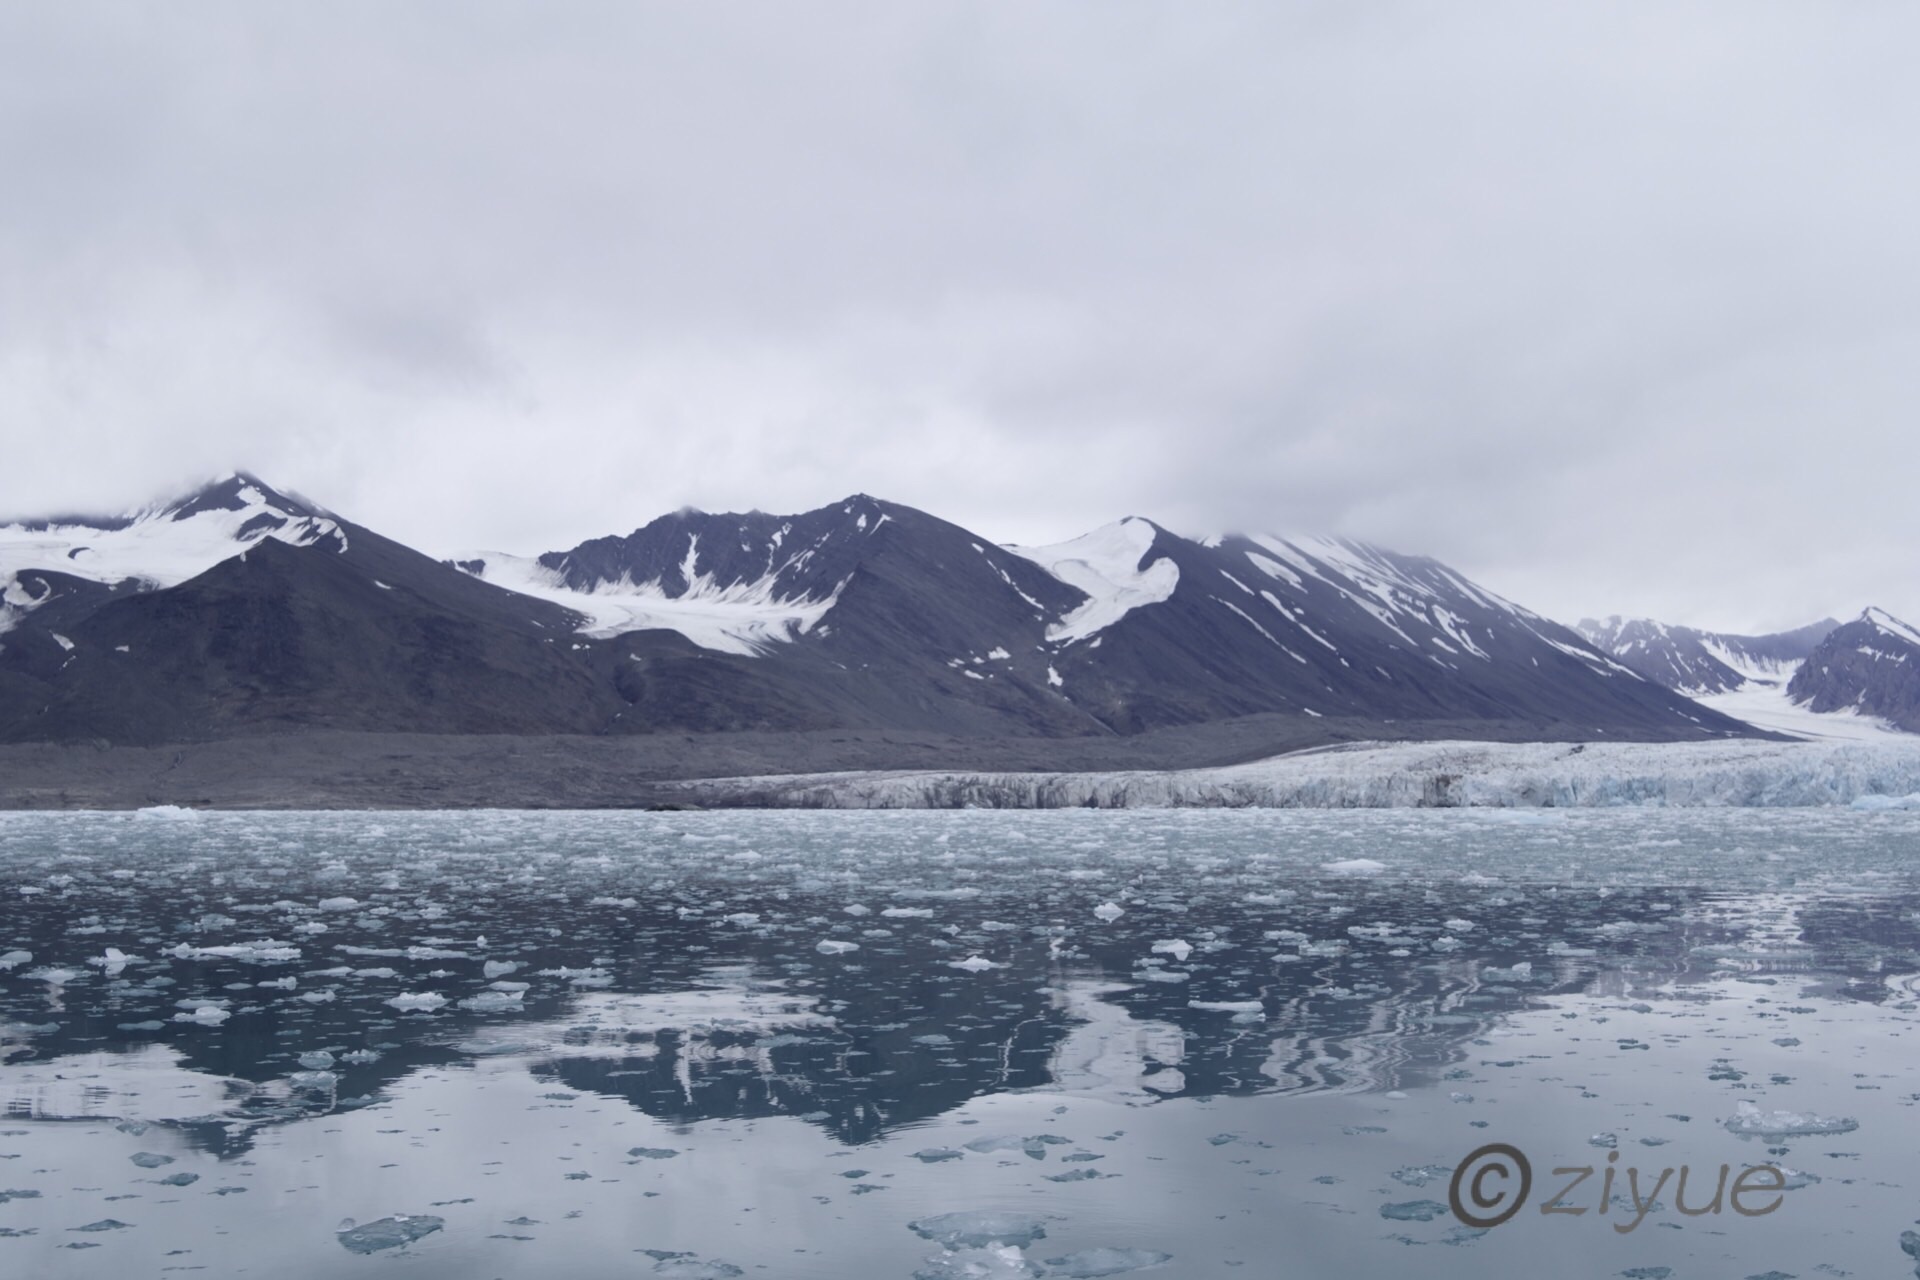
[1,1,1916,633]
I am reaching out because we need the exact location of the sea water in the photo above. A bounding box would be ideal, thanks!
[0,807,1916,1278]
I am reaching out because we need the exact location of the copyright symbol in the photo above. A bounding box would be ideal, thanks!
[1448,1142,1532,1228]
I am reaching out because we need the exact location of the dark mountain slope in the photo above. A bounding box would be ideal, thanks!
[0,529,615,743]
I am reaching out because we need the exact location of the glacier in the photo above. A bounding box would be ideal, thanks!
[666,738,1920,809]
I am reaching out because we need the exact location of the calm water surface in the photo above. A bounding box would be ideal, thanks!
[1,807,1917,1279]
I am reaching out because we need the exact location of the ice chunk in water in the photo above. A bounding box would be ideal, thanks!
[25,966,80,984]
[1390,1165,1454,1188]
[1380,1200,1448,1221]
[1722,1100,1859,1137]
[650,1260,744,1278]
[817,940,860,955]
[174,1006,231,1025]
[909,1212,1048,1249]
[1323,858,1386,875]
[129,1152,174,1168]
[385,992,449,1012]
[1041,1248,1173,1277]
[914,1245,1038,1279]
[0,951,30,969]
[1092,902,1125,922]
[950,955,1001,972]
[88,947,137,974]
[1150,940,1192,962]
[460,991,524,1012]
[335,1214,444,1253]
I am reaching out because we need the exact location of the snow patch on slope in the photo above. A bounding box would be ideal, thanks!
[1862,606,1920,648]
[1006,518,1178,644]
[456,550,844,657]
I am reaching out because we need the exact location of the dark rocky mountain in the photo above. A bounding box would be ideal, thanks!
[0,478,612,742]
[1011,525,1752,737]
[1576,615,1838,694]
[0,474,1766,750]
[1787,609,1920,732]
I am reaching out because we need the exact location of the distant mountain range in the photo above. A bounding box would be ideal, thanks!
[1578,609,1920,738]
[0,473,1771,750]
[1573,615,1838,695]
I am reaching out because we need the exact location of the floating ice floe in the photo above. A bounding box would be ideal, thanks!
[460,991,524,1012]
[1042,1247,1173,1277]
[914,1244,1036,1279]
[173,1006,231,1025]
[816,940,860,955]
[335,1214,444,1254]
[167,940,301,964]
[1092,902,1125,922]
[384,992,448,1012]
[23,966,80,995]
[88,948,136,974]
[537,966,612,985]
[908,1212,1048,1249]
[1722,1100,1859,1138]
[1150,940,1192,962]
[950,955,1001,972]
[1322,858,1386,876]
[135,804,198,821]
[649,1258,744,1279]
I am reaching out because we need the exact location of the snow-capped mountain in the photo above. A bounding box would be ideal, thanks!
[1574,615,1836,695]
[0,474,613,742]
[0,474,346,638]
[1787,609,1920,733]
[461,498,1754,739]
[0,475,1764,747]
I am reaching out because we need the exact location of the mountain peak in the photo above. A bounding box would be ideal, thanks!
[1859,607,1920,647]
[159,472,323,523]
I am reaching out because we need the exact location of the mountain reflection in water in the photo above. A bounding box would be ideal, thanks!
[3,808,1916,1162]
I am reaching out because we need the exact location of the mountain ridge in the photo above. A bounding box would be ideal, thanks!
[0,474,1782,750]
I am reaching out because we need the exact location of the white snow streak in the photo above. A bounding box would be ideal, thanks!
[1006,518,1178,644]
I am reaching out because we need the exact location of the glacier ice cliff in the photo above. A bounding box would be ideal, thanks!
[667,739,1920,809]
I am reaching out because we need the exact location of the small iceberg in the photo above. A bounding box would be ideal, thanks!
[1722,1100,1859,1138]
[335,1214,445,1254]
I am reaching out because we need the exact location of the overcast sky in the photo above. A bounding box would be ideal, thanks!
[3,2,1916,633]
